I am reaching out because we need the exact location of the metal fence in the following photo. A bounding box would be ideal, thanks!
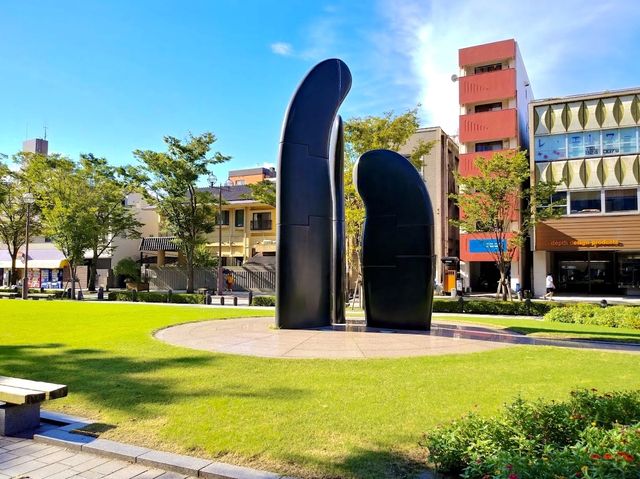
[146,265,275,292]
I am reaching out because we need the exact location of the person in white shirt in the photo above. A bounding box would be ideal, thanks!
[543,273,555,300]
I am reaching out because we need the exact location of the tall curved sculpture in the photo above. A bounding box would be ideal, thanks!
[354,149,435,330]
[330,116,346,325]
[276,59,352,329]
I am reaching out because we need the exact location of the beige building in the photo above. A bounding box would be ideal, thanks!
[399,127,459,288]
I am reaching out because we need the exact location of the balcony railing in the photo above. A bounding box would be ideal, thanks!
[459,68,515,105]
[459,109,517,144]
[251,220,272,231]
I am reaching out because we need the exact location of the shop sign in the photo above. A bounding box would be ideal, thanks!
[469,238,506,253]
[548,239,622,248]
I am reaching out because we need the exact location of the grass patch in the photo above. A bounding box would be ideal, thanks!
[1,302,640,478]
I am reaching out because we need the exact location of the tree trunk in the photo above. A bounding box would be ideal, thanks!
[88,253,98,292]
[9,254,17,286]
[186,258,194,294]
[70,263,77,300]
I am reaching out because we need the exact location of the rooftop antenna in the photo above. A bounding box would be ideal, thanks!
[43,124,48,140]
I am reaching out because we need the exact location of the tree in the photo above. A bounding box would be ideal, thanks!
[133,132,229,293]
[343,107,434,297]
[450,150,561,300]
[22,154,96,299]
[0,161,40,285]
[246,179,276,207]
[79,154,142,291]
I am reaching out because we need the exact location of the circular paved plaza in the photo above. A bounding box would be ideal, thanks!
[155,317,518,359]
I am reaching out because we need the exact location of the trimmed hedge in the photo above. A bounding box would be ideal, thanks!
[423,389,640,478]
[0,288,64,299]
[108,291,205,304]
[545,303,640,329]
[432,298,558,316]
[253,295,276,306]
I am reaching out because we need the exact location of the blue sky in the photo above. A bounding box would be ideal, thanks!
[2,0,640,182]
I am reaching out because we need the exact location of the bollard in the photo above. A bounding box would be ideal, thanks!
[206,291,212,305]
[77,290,84,301]
[66,288,72,299]
[248,291,253,306]
[233,296,238,306]
[97,287,104,301]
[600,299,608,308]
[220,296,225,306]
[167,288,172,303]
[524,297,532,315]
[457,295,464,313]
[131,289,138,302]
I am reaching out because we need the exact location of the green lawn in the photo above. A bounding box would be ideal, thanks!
[1,302,640,478]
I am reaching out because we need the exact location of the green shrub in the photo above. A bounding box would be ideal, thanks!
[113,258,141,282]
[422,389,640,478]
[253,295,276,306]
[107,291,204,304]
[545,304,640,329]
[431,298,559,316]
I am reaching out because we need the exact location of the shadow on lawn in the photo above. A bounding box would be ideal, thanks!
[289,447,431,479]
[0,344,306,416]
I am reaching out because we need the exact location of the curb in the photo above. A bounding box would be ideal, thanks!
[34,411,294,479]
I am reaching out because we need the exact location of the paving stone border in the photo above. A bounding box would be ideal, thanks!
[31,410,294,479]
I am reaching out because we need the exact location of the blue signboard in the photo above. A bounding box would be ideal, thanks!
[469,238,506,253]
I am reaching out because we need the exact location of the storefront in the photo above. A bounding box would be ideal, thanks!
[533,215,640,296]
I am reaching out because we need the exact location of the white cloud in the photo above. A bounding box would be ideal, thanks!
[270,42,294,56]
[373,0,640,136]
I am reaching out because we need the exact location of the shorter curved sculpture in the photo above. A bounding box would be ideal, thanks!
[354,149,435,330]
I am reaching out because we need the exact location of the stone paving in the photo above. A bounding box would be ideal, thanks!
[155,317,516,359]
[0,435,194,479]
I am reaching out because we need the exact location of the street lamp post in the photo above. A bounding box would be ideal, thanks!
[22,192,35,300]
[208,175,233,295]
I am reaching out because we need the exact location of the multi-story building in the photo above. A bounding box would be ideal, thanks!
[202,184,276,266]
[457,39,533,292]
[399,127,459,291]
[228,167,276,186]
[530,87,640,296]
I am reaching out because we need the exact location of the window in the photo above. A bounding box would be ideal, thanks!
[474,102,502,113]
[605,188,638,213]
[535,134,566,162]
[568,133,584,158]
[620,127,637,154]
[474,63,502,74]
[570,190,601,214]
[538,191,567,215]
[584,131,600,156]
[475,141,503,152]
[235,179,246,185]
[251,212,272,230]
[602,130,619,155]
[216,210,230,225]
[235,209,244,227]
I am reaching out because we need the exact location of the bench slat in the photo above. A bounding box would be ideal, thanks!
[0,376,68,400]
[0,385,46,405]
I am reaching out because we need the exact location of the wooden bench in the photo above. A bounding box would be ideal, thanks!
[0,292,18,299]
[0,376,68,435]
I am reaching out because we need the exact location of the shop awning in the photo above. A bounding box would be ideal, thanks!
[0,245,67,269]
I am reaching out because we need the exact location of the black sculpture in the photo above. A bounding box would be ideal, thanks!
[276,59,351,329]
[330,116,346,325]
[354,149,435,330]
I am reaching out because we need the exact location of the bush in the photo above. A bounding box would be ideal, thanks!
[431,298,559,316]
[108,291,204,304]
[253,295,276,306]
[422,389,640,478]
[545,304,640,329]
[113,258,141,282]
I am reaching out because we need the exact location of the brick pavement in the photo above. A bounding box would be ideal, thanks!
[0,436,193,479]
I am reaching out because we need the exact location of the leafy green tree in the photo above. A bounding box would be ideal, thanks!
[79,154,142,291]
[246,179,276,207]
[133,132,229,293]
[344,107,434,296]
[21,153,96,298]
[450,150,561,300]
[0,161,40,285]
[114,257,141,283]
[192,244,218,268]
